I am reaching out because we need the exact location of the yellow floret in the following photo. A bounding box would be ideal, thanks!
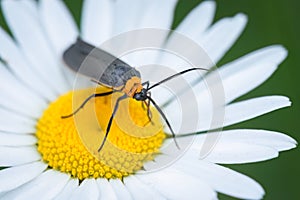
[36,87,165,180]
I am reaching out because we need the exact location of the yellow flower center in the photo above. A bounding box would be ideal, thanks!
[36,87,165,180]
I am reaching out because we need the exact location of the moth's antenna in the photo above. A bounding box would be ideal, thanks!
[147,67,208,91]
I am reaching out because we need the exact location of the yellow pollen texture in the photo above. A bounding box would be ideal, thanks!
[36,87,165,180]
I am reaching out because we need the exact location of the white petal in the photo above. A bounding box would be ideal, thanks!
[70,179,99,200]
[157,1,216,76]
[1,170,69,200]
[124,176,166,200]
[213,129,297,151]
[156,13,251,121]
[112,0,177,35]
[137,169,217,200]
[54,179,79,200]
[140,0,177,42]
[143,153,178,172]
[201,13,247,64]
[81,0,114,45]
[0,63,47,118]
[0,108,36,134]
[109,179,133,200]
[188,137,278,164]
[186,128,296,164]
[0,192,7,198]
[204,143,278,164]
[2,0,70,94]
[39,0,78,56]
[165,94,291,134]
[223,96,291,127]
[173,160,264,199]
[15,0,38,18]
[0,146,41,166]
[39,0,78,87]
[159,45,288,133]
[138,0,177,29]
[0,162,47,193]
[96,179,118,200]
[213,45,287,103]
[143,41,209,107]
[0,132,36,146]
[111,0,177,65]
[82,0,176,70]
[0,28,57,101]
[175,1,216,39]
[143,2,215,105]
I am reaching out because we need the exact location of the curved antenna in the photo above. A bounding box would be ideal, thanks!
[147,96,180,149]
[147,67,208,91]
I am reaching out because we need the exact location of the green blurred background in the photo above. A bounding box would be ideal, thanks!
[0,0,298,199]
[176,1,300,199]
[178,1,300,199]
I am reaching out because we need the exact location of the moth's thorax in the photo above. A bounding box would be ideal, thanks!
[122,76,143,98]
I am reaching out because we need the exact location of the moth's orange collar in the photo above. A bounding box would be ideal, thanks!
[122,76,143,98]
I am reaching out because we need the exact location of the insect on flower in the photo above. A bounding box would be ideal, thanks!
[62,38,207,152]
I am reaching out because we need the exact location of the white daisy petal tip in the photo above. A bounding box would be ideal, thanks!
[190,128,296,164]
[236,184,265,200]
[250,129,298,151]
[235,12,248,24]
[174,0,216,37]
[263,95,290,109]
[204,0,216,8]
[208,143,280,164]
[199,0,216,11]
[265,44,288,66]
[283,142,297,151]
[198,11,248,65]
[222,95,292,128]
[275,95,291,107]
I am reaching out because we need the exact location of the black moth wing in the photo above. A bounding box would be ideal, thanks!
[63,38,141,88]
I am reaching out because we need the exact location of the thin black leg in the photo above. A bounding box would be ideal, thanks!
[61,91,115,118]
[98,94,128,152]
[141,81,153,125]
[146,98,152,121]
[147,96,180,149]
[142,98,153,126]
[145,92,153,124]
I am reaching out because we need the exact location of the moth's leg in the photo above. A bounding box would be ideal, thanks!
[141,81,150,110]
[143,92,154,126]
[98,94,127,152]
[148,96,180,149]
[61,91,115,118]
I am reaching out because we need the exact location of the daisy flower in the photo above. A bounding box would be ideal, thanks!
[0,0,296,200]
